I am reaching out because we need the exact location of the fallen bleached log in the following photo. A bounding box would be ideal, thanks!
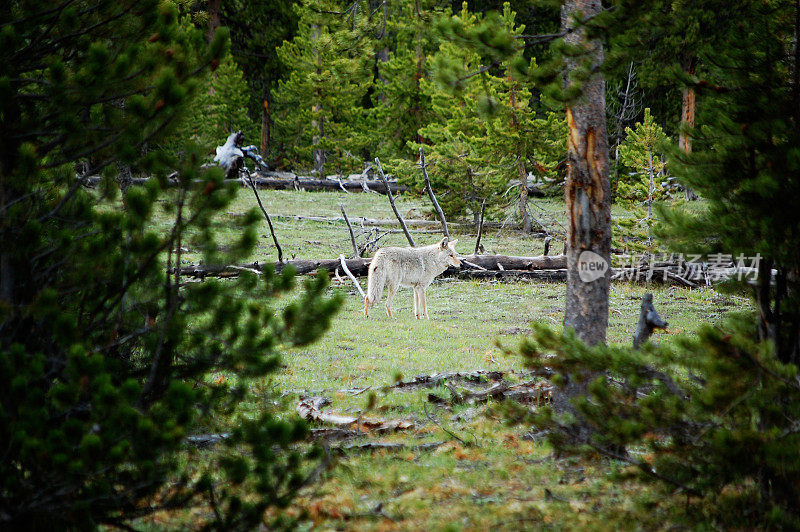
[177,254,568,280]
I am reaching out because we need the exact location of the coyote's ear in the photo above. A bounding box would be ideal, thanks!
[447,239,458,249]
[439,237,449,249]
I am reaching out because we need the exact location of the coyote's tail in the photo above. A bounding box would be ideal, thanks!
[365,257,386,310]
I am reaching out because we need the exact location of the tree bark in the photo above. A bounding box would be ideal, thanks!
[679,54,698,200]
[562,0,612,347]
[206,0,221,43]
[556,0,611,437]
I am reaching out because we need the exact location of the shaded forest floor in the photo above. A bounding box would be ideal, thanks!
[140,189,752,530]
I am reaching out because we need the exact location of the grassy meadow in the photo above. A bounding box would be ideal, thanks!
[145,187,752,530]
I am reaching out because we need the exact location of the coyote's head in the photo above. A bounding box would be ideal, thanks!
[439,237,461,267]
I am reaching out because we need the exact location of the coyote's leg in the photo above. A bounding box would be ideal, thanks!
[385,284,397,318]
[364,296,370,317]
[412,286,421,319]
[421,287,429,319]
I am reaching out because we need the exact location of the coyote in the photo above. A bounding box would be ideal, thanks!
[364,238,461,319]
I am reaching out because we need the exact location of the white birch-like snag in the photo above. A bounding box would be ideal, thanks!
[338,254,365,299]
[296,396,414,431]
[212,132,245,179]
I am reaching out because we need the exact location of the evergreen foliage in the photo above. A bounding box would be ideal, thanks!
[366,0,450,162]
[273,0,377,175]
[509,0,800,525]
[172,53,259,152]
[398,4,566,222]
[617,108,669,202]
[221,0,299,158]
[0,1,341,527]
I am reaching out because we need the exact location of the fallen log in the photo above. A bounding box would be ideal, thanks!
[177,254,567,280]
[454,269,566,282]
[391,370,509,389]
[82,175,407,195]
[268,213,536,231]
[176,254,753,287]
[334,441,446,454]
[296,396,414,432]
[428,380,553,406]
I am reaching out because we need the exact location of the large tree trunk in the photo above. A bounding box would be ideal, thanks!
[679,54,698,200]
[206,0,221,43]
[562,0,611,347]
[556,0,612,436]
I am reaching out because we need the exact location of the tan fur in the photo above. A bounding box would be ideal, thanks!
[364,238,460,319]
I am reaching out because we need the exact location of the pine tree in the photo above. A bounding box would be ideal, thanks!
[513,0,800,524]
[617,108,669,203]
[0,1,341,527]
[399,3,565,224]
[367,0,450,162]
[273,0,376,175]
[171,53,260,151]
[221,0,299,158]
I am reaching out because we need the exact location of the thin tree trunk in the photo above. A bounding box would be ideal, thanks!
[647,149,654,247]
[375,157,415,246]
[261,90,271,157]
[413,0,424,146]
[0,252,12,304]
[679,55,698,200]
[519,160,531,234]
[311,25,325,175]
[508,78,532,233]
[612,62,637,201]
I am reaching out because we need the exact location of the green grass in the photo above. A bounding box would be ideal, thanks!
[143,189,752,530]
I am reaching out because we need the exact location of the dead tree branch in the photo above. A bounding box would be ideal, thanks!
[474,199,486,255]
[419,147,450,239]
[245,172,283,263]
[339,254,365,299]
[375,157,415,246]
[340,204,360,258]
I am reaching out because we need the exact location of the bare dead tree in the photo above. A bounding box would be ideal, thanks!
[608,62,641,199]
[474,199,486,255]
[245,172,283,263]
[374,157,415,246]
[340,204,361,258]
[419,147,450,240]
